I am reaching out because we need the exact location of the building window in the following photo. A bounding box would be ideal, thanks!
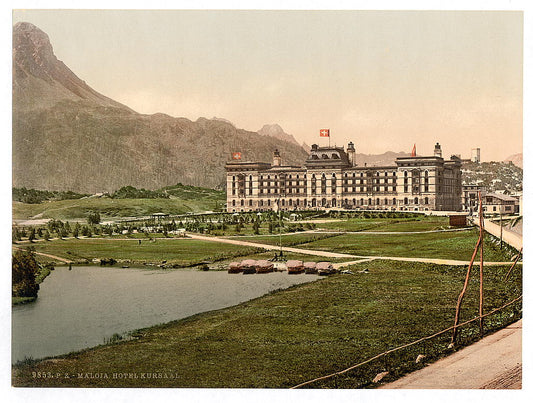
[424,197,429,205]
[404,197,408,205]
[393,198,396,205]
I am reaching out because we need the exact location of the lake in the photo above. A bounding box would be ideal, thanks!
[12,266,319,363]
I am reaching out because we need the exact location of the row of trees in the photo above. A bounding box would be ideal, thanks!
[12,187,88,204]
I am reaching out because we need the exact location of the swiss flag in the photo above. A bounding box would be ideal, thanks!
[411,144,416,157]
[320,129,330,137]
[232,152,242,160]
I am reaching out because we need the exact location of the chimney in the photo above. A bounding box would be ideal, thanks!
[434,142,442,158]
[347,142,356,166]
[273,149,281,166]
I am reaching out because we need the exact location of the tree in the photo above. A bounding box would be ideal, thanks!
[28,228,36,242]
[12,227,21,242]
[253,221,260,235]
[43,230,50,241]
[12,249,40,298]
[87,212,101,225]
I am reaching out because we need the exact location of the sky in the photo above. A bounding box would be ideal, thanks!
[11,9,523,161]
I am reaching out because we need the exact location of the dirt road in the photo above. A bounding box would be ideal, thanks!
[380,319,522,389]
[186,234,520,266]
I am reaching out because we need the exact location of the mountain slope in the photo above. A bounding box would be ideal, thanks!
[504,153,523,169]
[257,124,301,146]
[12,22,308,193]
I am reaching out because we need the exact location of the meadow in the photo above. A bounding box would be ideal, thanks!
[12,260,522,388]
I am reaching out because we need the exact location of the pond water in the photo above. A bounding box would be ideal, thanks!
[12,266,319,363]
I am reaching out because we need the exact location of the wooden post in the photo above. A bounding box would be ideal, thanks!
[500,205,503,249]
[479,193,484,337]
[451,192,483,345]
[504,248,522,281]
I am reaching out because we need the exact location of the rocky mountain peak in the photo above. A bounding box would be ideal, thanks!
[13,21,133,112]
[13,22,56,82]
[257,124,300,146]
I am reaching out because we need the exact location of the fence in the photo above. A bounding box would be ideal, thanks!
[292,295,522,389]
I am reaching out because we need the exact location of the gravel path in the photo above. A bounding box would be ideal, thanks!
[380,320,522,389]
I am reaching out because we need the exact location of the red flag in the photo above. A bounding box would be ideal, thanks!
[320,129,330,137]
[411,144,416,157]
[232,152,242,160]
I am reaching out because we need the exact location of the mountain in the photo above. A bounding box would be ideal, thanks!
[504,153,523,169]
[257,124,301,146]
[12,22,309,193]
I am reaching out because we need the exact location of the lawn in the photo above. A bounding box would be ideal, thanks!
[12,260,521,388]
[23,238,263,266]
[12,196,224,221]
[313,216,452,232]
[226,232,342,247]
[298,229,510,261]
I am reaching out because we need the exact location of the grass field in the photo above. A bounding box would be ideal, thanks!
[313,216,452,232]
[12,196,224,221]
[298,229,510,261]
[226,232,342,247]
[23,238,263,267]
[12,260,521,388]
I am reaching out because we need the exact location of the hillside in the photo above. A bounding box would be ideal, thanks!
[504,153,523,169]
[12,184,226,221]
[462,161,522,193]
[12,22,309,193]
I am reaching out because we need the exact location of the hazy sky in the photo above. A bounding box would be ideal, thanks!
[12,9,523,161]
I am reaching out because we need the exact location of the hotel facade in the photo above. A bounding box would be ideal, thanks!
[225,142,462,212]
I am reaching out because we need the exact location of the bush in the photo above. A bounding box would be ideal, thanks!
[12,249,40,298]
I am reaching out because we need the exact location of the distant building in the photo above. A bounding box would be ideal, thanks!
[462,184,487,214]
[471,148,481,163]
[226,142,462,212]
[483,193,520,215]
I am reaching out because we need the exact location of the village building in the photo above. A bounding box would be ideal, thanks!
[482,192,520,215]
[225,142,463,212]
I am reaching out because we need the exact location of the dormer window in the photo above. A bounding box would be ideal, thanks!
[322,154,329,159]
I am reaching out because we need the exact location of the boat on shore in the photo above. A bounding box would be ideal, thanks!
[317,262,336,276]
[227,261,243,274]
[256,260,274,274]
[303,261,317,274]
[240,259,258,274]
[286,260,304,275]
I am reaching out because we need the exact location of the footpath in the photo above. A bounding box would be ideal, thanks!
[186,233,519,267]
[381,319,522,389]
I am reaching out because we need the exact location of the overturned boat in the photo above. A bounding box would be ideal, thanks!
[303,261,317,274]
[286,260,305,275]
[317,262,336,276]
[256,260,274,274]
[227,261,243,274]
[240,259,258,274]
